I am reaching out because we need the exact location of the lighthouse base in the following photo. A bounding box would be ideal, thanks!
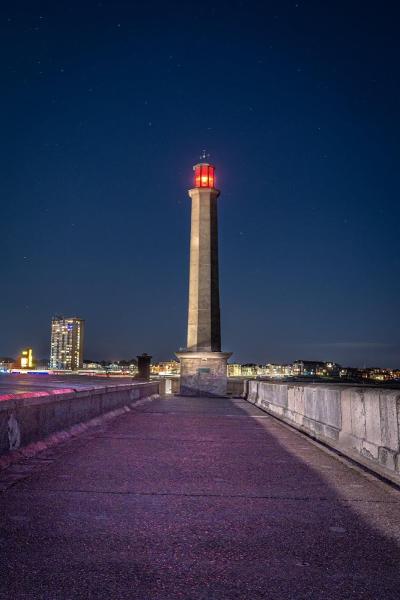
[175,351,232,397]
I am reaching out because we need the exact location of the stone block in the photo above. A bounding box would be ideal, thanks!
[258,398,270,410]
[323,424,339,440]
[303,387,315,420]
[339,433,363,454]
[177,351,231,397]
[313,421,324,436]
[269,404,284,417]
[339,431,361,452]
[361,440,379,460]
[129,388,140,401]
[379,391,399,451]
[275,384,289,408]
[350,390,366,439]
[398,397,400,446]
[395,454,400,474]
[363,391,382,446]
[293,412,303,425]
[247,381,258,403]
[302,416,315,433]
[304,387,341,428]
[340,389,353,434]
[288,386,305,417]
[257,383,288,408]
[378,447,397,471]
[283,408,291,419]
[322,388,342,428]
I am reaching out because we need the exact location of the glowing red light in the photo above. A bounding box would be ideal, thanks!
[193,163,215,188]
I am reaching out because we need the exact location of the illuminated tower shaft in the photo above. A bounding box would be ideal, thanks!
[187,183,221,352]
[176,162,231,397]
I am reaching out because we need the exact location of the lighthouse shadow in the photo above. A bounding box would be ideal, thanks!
[151,393,400,599]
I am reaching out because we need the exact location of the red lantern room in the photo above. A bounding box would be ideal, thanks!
[193,163,215,189]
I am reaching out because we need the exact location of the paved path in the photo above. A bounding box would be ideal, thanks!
[1,395,400,599]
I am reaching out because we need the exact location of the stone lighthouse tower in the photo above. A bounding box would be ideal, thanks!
[176,160,231,396]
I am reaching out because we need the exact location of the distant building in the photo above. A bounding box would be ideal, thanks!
[0,357,14,372]
[227,359,400,382]
[241,364,258,377]
[323,362,341,377]
[339,367,360,380]
[228,363,292,378]
[227,363,242,377]
[292,360,327,376]
[265,363,292,378]
[20,348,33,369]
[362,367,392,382]
[292,360,319,376]
[292,360,342,377]
[151,361,180,375]
[82,361,104,370]
[256,365,267,376]
[50,316,84,370]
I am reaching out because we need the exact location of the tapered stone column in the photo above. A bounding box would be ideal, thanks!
[176,161,231,397]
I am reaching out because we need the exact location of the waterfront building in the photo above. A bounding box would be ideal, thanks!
[363,367,392,381]
[82,361,103,370]
[50,316,84,370]
[241,364,258,377]
[256,365,267,376]
[227,363,242,377]
[292,360,326,376]
[20,348,33,369]
[151,361,180,376]
[265,363,293,378]
[0,358,14,372]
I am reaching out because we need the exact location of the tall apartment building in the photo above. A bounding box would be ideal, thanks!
[50,316,84,370]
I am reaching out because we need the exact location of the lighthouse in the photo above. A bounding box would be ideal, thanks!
[176,160,231,396]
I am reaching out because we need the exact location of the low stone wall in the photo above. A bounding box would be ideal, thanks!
[159,377,181,395]
[0,382,159,458]
[158,377,247,397]
[246,380,400,485]
[227,378,247,397]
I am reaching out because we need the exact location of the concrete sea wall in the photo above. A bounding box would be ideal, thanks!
[227,378,247,397]
[159,377,247,397]
[0,382,159,459]
[246,380,400,485]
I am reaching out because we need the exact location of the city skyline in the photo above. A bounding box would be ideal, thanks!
[2,333,399,372]
[1,3,399,368]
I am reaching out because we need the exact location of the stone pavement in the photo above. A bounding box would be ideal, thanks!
[1,395,400,599]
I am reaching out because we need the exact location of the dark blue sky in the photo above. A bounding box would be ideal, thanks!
[1,1,399,367]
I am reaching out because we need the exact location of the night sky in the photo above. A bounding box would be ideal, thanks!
[1,1,399,367]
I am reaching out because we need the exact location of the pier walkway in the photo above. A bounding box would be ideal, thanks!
[1,395,400,599]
